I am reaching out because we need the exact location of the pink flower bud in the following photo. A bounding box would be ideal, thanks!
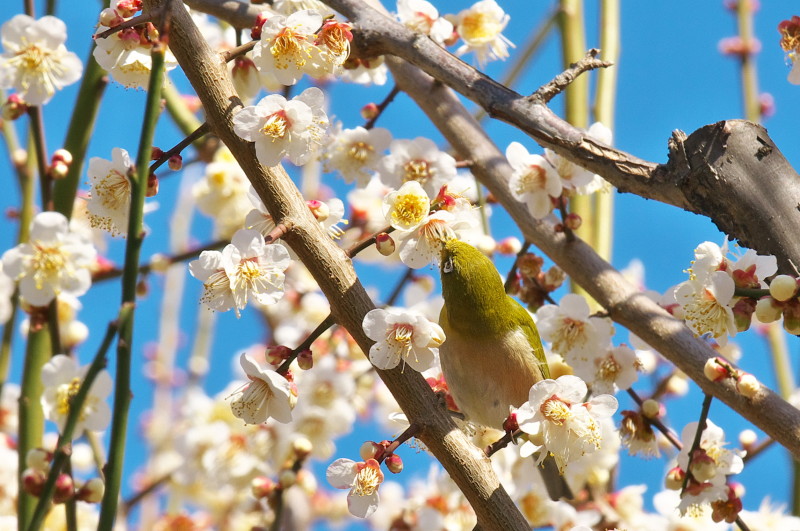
[503,411,519,433]
[146,173,159,197]
[375,232,395,256]
[168,154,183,171]
[266,345,292,365]
[689,449,717,482]
[564,212,582,230]
[783,299,800,335]
[703,357,731,382]
[736,373,760,398]
[150,146,164,160]
[53,473,75,504]
[251,12,269,40]
[26,448,52,471]
[251,476,276,499]
[496,236,522,256]
[76,477,105,503]
[2,94,27,120]
[297,349,313,370]
[385,454,404,474]
[22,468,46,496]
[115,0,142,18]
[307,199,330,222]
[99,8,123,27]
[360,102,379,120]
[759,93,775,119]
[665,466,685,490]
[359,441,383,461]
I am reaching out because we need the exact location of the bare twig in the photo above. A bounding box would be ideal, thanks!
[150,122,210,172]
[529,48,613,104]
[363,84,400,129]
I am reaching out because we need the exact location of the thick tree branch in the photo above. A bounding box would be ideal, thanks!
[385,54,800,461]
[184,0,268,29]
[142,2,528,529]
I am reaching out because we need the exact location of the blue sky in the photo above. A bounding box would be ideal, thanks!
[1,0,799,527]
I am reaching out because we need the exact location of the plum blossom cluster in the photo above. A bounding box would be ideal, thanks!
[668,420,745,523]
[536,293,639,395]
[252,9,353,86]
[674,239,777,344]
[506,122,612,221]
[188,228,292,317]
[93,0,178,89]
[0,14,82,105]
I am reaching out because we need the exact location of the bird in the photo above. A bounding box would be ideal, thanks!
[438,238,571,501]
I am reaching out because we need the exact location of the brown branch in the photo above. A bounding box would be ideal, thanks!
[92,239,228,282]
[184,0,269,29]
[383,52,800,461]
[150,122,210,173]
[345,225,395,258]
[222,40,256,63]
[142,3,530,530]
[529,48,613,104]
[94,12,156,40]
[265,222,293,244]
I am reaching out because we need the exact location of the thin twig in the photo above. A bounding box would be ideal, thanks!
[276,314,337,375]
[381,423,422,460]
[363,84,400,130]
[222,40,257,62]
[504,240,531,294]
[94,12,156,40]
[529,48,614,105]
[680,393,714,495]
[484,431,514,457]
[93,239,228,282]
[149,122,210,172]
[346,226,395,258]
[265,222,293,244]
[122,470,174,513]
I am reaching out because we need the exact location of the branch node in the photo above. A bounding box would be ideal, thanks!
[529,48,613,105]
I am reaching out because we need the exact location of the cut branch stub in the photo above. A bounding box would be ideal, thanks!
[660,120,800,275]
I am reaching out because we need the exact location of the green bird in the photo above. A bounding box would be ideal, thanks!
[438,239,571,501]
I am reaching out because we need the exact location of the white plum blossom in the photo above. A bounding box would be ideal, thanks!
[327,457,384,518]
[536,293,614,363]
[245,187,346,245]
[376,137,457,196]
[341,55,389,85]
[396,206,477,268]
[675,271,737,345]
[229,352,295,424]
[0,14,82,105]
[188,229,291,317]
[233,87,328,167]
[397,0,454,45]
[193,147,253,238]
[92,18,177,89]
[323,125,392,187]
[506,141,562,219]
[362,308,444,372]
[515,375,618,473]
[2,212,96,306]
[274,0,335,17]
[382,180,431,232]
[253,10,322,86]
[454,0,514,66]
[545,122,611,193]
[40,354,113,434]
[574,344,639,395]
[86,147,134,237]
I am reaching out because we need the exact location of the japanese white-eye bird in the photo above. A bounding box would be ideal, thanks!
[438,239,571,501]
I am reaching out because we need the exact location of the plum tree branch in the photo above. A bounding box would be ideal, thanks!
[141,2,529,529]
[383,53,800,461]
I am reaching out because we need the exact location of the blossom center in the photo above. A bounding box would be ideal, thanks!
[402,158,433,185]
[515,165,547,195]
[31,243,66,289]
[55,377,82,416]
[261,111,291,140]
[352,464,382,496]
[347,141,373,162]
[15,44,47,73]
[683,289,730,338]
[460,12,500,42]
[540,396,572,425]
[551,317,586,354]
[271,27,308,67]
[94,170,131,210]
[596,355,620,383]
[232,378,273,418]
[391,194,428,228]
[420,218,455,245]
[201,270,232,305]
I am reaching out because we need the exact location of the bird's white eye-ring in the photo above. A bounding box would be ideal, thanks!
[443,256,454,273]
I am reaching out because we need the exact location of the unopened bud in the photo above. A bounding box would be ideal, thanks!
[115,0,142,18]
[278,469,297,488]
[292,437,313,459]
[754,297,782,323]
[564,212,582,230]
[665,466,685,490]
[26,448,52,472]
[148,253,171,273]
[266,345,292,365]
[375,232,395,256]
[99,7,123,27]
[53,473,75,503]
[503,411,519,433]
[543,266,566,290]
[738,429,757,449]
[150,146,164,160]
[49,161,69,180]
[385,453,403,474]
[770,275,798,302]
[76,477,105,503]
[307,199,330,222]
[2,94,27,120]
[359,441,382,461]
[736,373,760,398]
[22,468,46,497]
[251,12,269,40]
[641,399,661,419]
[783,299,800,335]
[704,357,730,382]
[296,349,313,370]
[360,102,379,120]
[759,92,775,119]
[689,449,717,482]
[52,148,72,166]
[146,173,159,197]
[168,154,183,171]
[496,236,522,256]
[251,476,276,499]
[474,234,496,255]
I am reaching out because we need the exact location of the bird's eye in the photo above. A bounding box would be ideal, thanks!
[443,256,454,273]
